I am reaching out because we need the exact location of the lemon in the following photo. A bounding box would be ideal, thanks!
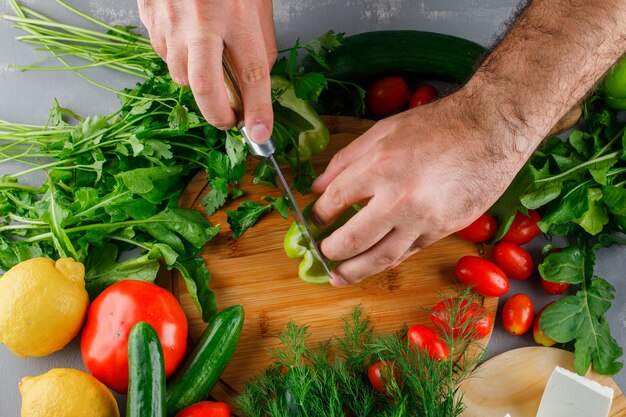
[20,368,120,417]
[0,257,89,357]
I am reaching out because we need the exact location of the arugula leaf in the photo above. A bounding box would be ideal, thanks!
[573,188,609,235]
[538,246,585,284]
[174,257,217,322]
[226,201,272,238]
[40,184,80,260]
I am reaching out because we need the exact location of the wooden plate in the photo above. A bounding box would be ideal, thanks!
[173,115,498,402]
[459,347,626,417]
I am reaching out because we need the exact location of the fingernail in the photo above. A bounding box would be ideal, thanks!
[330,271,349,288]
[250,123,271,143]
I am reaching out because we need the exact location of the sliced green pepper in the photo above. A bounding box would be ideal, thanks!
[602,55,626,110]
[271,76,329,161]
[284,202,360,284]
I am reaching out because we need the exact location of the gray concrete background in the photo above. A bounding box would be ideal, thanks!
[1,1,625,416]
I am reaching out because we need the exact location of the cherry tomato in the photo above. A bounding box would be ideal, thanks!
[456,213,497,243]
[533,302,556,347]
[81,280,188,393]
[430,298,493,340]
[539,248,570,295]
[455,256,510,297]
[175,402,232,417]
[408,84,439,108]
[493,242,534,280]
[501,293,534,336]
[406,324,450,361]
[501,210,542,245]
[368,360,400,394]
[365,76,411,116]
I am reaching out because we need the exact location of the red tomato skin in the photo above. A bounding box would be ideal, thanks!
[501,210,542,245]
[406,324,450,361]
[430,299,493,340]
[540,278,570,295]
[365,76,411,116]
[175,402,232,417]
[81,280,188,393]
[455,256,510,297]
[493,242,534,280]
[533,302,556,347]
[456,213,498,243]
[501,294,535,336]
[368,361,398,394]
[408,84,439,108]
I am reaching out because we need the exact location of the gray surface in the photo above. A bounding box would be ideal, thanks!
[1,0,625,415]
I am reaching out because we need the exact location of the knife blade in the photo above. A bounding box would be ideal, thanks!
[222,54,332,280]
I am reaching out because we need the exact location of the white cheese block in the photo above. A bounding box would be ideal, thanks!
[536,366,614,417]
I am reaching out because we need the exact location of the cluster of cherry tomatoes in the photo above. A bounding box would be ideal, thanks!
[454,210,567,346]
[365,76,439,117]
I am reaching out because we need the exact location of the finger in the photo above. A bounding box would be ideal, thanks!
[395,234,438,265]
[330,228,415,287]
[136,0,153,29]
[187,37,236,129]
[227,30,274,144]
[320,197,393,262]
[311,155,372,228]
[259,1,278,67]
[312,121,388,194]
[166,40,189,86]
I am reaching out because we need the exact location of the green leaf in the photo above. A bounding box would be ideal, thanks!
[589,156,617,186]
[520,161,562,209]
[602,186,626,216]
[264,196,289,219]
[116,166,185,204]
[128,98,153,115]
[202,178,229,216]
[574,188,609,235]
[538,246,585,284]
[208,150,230,178]
[149,208,220,249]
[568,130,592,158]
[539,185,589,232]
[292,72,327,102]
[489,164,533,240]
[70,115,110,145]
[174,257,217,322]
[226,201,272,238]
[83,243,160,299]
[226,132,247,168]
[168,104,198,133]
[41,185,80,260]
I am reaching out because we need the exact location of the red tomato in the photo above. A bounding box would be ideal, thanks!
[493,242,534,280]
[533,302,556,347]
[501,210,542,245]
[368,360,400,394]
[408,84,439,108]
[430,298,493,340]
[539,248,570,294]
[456,213,498,243]
[365,76,411,116]
[455,256,510,297]
[175,402,232,417]
[81,280,188,393]
[406,324,450,361]
[501,294,534,336]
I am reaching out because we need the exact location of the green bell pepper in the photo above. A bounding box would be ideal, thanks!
[271,75,329,161]
[284,202,360,284]
[602,55,626,110]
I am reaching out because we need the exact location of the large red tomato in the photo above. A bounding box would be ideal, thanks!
[81,280,188,393]
[365,76,411,116]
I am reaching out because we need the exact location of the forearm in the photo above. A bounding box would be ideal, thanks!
[464,0,626,157]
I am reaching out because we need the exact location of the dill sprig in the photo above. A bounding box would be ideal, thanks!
[236,293,485,417]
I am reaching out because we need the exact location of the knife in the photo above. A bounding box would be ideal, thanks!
[221,52,332,280]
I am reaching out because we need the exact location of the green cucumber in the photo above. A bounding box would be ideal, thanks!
[127,322,166,417]
[305,30,486,83]
[165,305,244,416]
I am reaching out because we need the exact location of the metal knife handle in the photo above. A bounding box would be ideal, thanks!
[222,51,275,158]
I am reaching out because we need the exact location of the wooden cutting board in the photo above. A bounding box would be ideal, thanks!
[459,347,626,417]
[173,115,498,402]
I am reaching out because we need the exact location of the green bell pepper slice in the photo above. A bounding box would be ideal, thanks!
[284,202,360,284]
[271,75,329,161]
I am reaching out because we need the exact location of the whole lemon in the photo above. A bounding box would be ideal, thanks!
[20,368,120,417]
[0,257,89,357]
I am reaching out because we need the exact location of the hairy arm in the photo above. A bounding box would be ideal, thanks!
[311,0,626,286]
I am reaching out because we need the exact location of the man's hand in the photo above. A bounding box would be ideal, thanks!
[137,0,276,143]
[311,87,532,287]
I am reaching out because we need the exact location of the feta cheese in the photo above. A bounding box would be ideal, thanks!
[536,366,614,417]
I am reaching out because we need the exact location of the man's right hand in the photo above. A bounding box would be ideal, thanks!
[137,0,277,143]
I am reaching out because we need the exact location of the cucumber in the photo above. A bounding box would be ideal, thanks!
[127,322,166,417]
[304,30,486,83]
[165,305,244,416]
